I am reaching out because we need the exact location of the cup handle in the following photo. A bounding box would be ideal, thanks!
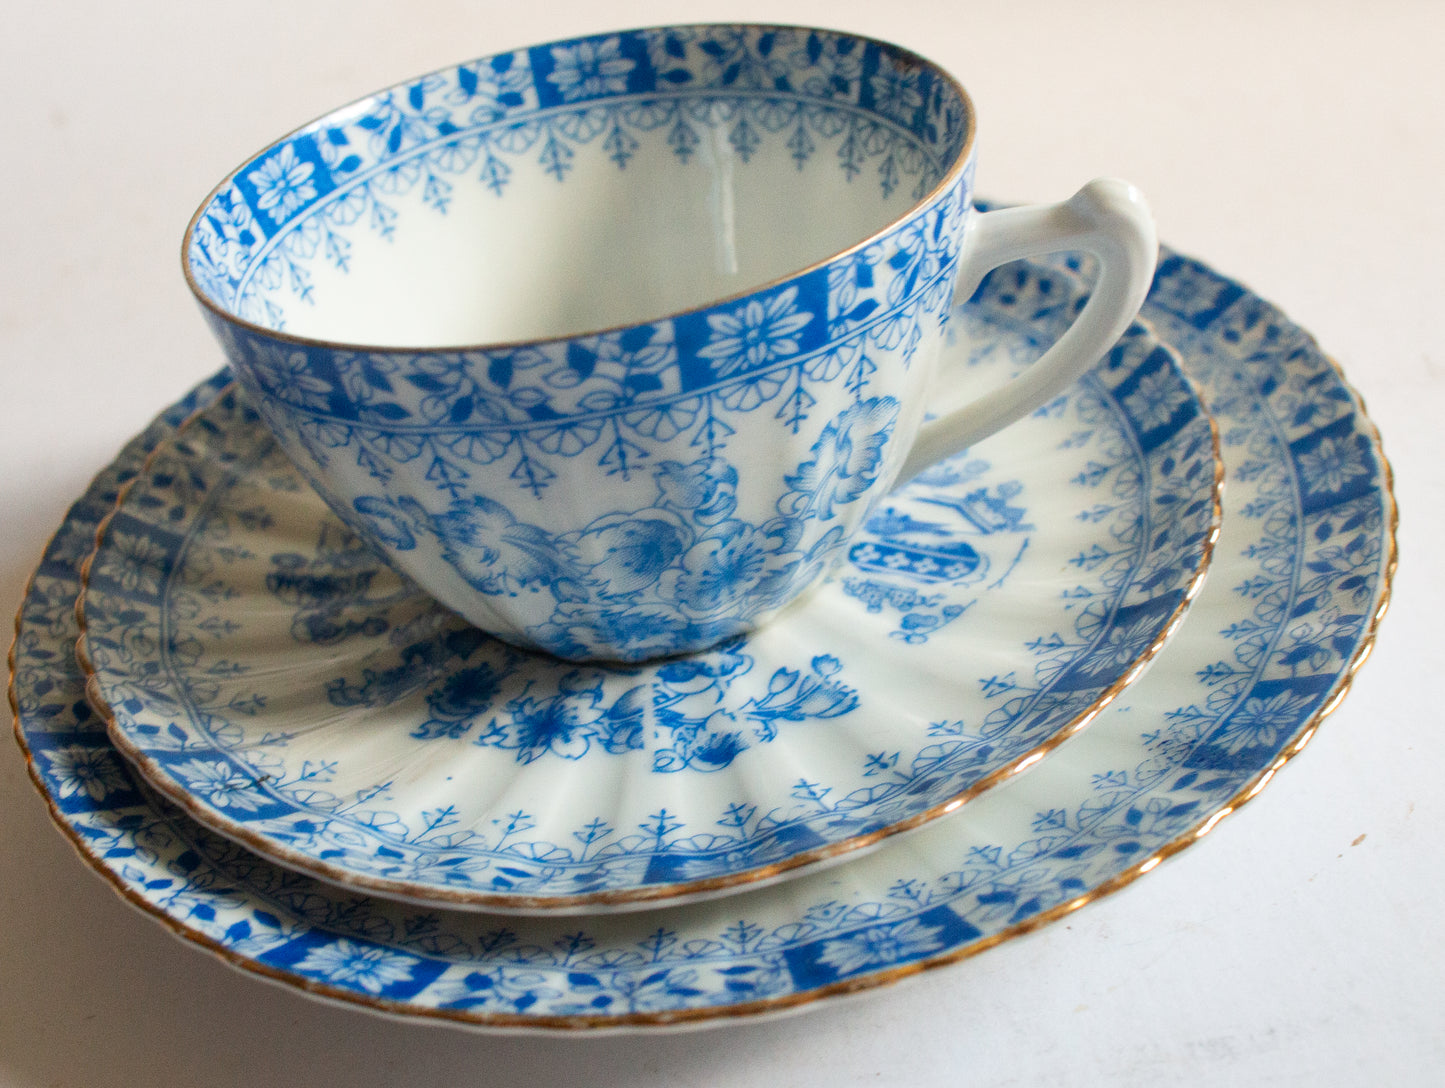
[895,177,1158,483]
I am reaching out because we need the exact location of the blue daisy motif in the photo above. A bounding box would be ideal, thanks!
[869,57,925,125]
[294,940,417,994]
[780,397,900,520]
[1298,435,1370,496]
[816,918,946,976]
[547,36,634,101]
[696,286,814,377]
[1214,690,1320,754]
[1068,613,1166,679]
[1123,367,1194,431]
[92,524,172,599]
[169,758,270,812]
[42,745,128,804]
[246,144,317,224]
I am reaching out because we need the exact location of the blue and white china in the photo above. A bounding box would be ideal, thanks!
[13,248,1394,1030]
[185,24,1158,661]
[78,261,1218,913]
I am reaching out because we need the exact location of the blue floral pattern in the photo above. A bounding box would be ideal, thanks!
[246,144,319,224]
[332,393,900,660]
[79,261,1216,910]
[546,36,635,102]
[697,287,816,376]
[186,26,977,660]
[15,250,1391,1029]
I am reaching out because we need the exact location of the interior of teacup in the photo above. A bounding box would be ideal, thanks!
[185,25,972,347]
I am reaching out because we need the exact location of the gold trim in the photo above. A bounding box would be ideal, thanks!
[71,361,1223,914]
[7,352,1392,1034]
[180,22,978,356]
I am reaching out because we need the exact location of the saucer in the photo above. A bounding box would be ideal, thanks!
[75,258,1219,913]
[12,247,1393,1030]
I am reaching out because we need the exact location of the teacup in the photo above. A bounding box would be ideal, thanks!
[184,24,1156,662]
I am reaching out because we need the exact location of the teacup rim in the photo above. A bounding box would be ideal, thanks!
[180,21,977,356]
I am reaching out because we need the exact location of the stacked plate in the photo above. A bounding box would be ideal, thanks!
[10,32,1395,1035]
